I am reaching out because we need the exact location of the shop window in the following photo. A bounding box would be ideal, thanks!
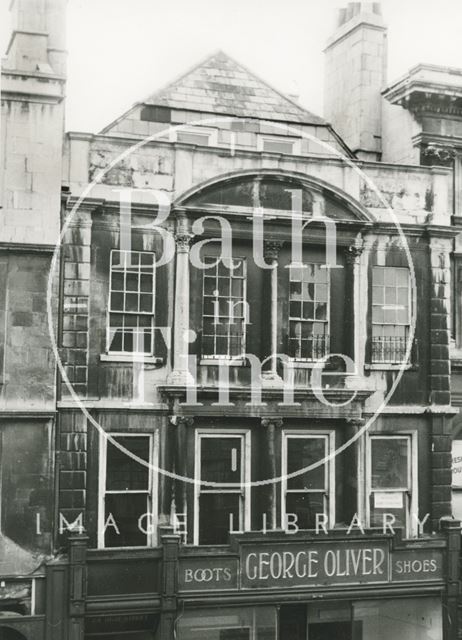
[202,257,247,359]
[371,266,410,364]
[452,439,462,519]
[98,433,158,548]
[367,435,417,536]
[194,431,250,545]
[107,250,155,355]
[176,606,277,640]
[288,263,330,361]
[281,432,335,530]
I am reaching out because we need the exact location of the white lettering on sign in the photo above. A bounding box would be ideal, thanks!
[394,559,438,575]
[244,547,386,582]
[184,567,233,583]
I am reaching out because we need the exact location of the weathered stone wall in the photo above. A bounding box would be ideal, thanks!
[0,252,57,411]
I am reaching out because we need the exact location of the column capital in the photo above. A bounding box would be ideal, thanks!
[174,232,194,252]
[261,417,283,429]
[169,415,194,427]
[345,239,364,264]
[346,417,365,428]
[264,240,283,261]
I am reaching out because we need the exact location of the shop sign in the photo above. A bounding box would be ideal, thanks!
[392,549,444,582]
[178,541,445,592]
[178,557,239,591]
[241,540,389,589]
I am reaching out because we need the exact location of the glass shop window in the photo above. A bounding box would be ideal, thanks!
[452,439,462,520]
[281,433,334,530]
[195,432,250,545]
[368,435,415,535]
[176,606,277,640]
[371,266,410,364]
[288,263,330,361]
[202,257,247,359]
[99,434,157,548]
[107,250,156,355]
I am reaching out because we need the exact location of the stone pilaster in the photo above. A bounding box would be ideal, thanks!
[58,410,87,535]
[158,531,180,640]
[168,214,194,385]
[68,534,88,640]
[430,414,453,530]
[170,415,194,527]
[262,241,283,382]
[428,236,451,406]
[345,236,364,365]
[261,417,283,529]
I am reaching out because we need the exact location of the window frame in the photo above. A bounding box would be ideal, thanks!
[281,430,336,530]
[365,432,418,537]
[201,257,248,360]
[451,439,462,521]
[288,262,331,362]
[258,135,301,155]
[169,126,218,147]
[97,431,159,549]
[106,249,156,357]
[370,265,412,365]
[193,429,251,546]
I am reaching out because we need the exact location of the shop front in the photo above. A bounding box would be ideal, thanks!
[49,524,460,640]
[175,528,460,640]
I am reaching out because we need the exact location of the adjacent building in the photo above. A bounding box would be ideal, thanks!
[1,1,462,640]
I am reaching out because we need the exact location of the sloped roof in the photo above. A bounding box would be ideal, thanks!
[143,50,326,125]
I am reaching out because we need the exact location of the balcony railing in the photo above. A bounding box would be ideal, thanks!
[288,334,330,361]
[371,336,415,364]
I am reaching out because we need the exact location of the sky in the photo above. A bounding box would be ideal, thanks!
[1,0,462,133]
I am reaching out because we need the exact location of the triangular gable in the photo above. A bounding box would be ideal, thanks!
[143,50,325,125]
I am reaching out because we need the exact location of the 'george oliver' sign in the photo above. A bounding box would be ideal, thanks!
[178,539,444,592]
[241,540,389,589]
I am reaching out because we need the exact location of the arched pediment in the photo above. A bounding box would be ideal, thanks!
[175,170,374,224]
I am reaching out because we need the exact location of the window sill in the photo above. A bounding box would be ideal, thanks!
[365,363,414,371]
[100,353,164,365]
[200,358,246,366]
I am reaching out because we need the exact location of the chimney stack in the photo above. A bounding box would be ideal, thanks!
[324,2,387,161]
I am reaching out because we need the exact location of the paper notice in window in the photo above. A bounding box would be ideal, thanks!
[374,492,403,509]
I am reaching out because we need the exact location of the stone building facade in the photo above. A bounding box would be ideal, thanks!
[1,1,462,640]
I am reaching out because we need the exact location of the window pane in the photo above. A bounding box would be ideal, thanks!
[285,493,324,530]
[202,258,245,357]
[287,438,326,490]
[106,436,150,490]
[371,438,409,489]
[199,493,240,544]
[105,493,149,547]
[108,250,155,354]
[201,437,242,484]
